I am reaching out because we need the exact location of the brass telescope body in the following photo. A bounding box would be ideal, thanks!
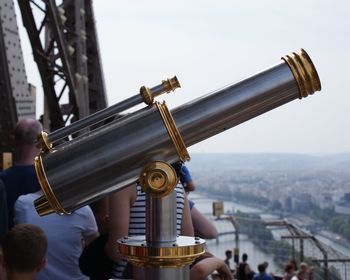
[34,49,321,216]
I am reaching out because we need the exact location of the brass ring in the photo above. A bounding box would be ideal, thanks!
[37,131,52,152]
[282,49,321,98]
[34,155,69,216]
[118,236,205,267]
[140,86,153,105]
[156,102,190,162]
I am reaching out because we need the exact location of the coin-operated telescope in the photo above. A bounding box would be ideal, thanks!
[34,49,321,279]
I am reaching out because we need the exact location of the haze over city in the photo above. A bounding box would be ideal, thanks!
[16,0,350,154]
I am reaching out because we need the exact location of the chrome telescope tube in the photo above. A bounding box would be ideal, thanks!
[34,49,321,216]
[34,103,189,215]
[172,49,320,146]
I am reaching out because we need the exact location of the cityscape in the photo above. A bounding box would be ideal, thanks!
[186,153,350,278]
[188,153,350,242]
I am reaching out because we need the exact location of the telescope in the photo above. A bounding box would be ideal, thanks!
[33,49,321,279]
[34,48,321,216]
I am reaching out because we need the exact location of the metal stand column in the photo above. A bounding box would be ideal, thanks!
[144,191,189,280]
[117,161,205,280]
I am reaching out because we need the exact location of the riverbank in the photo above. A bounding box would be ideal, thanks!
[193,191,350,258]
[190,192,282,274]
[190,190,350,280]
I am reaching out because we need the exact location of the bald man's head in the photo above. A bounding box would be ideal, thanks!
[14,118,42,146]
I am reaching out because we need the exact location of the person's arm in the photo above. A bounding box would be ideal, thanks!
[180,166,195,192]
[105,184,136,262]
[90,197,110,235]
[181,194,194,236]
[191,205,218,239]
[190,257,233,280]
[14,196,26,225]
[80,205,100,248]
[185,180,195,192]
[245,263,252,276]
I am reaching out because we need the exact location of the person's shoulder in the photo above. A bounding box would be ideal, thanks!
[14,194,38,215]
[0,166,34,180]
[16,193,38,204]
[74,205,94,217]
[0,168,10,178]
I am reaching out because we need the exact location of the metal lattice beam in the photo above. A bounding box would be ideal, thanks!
[17,0,77,131]
[63,0,108,115]
[84,0,108,113]
[17,0,108,131]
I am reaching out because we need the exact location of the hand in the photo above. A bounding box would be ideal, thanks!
[217,262,233,280]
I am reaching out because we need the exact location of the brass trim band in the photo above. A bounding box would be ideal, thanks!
[118,236,205,267]
[37,131,52,152]
[140,86,153,105]
[156,102,190,162]
[34,155,69,216]
[282,49,321,99]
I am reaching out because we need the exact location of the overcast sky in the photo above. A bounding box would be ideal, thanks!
[17,0,350,154]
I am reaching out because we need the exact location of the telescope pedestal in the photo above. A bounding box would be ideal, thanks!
[118,162,205,279]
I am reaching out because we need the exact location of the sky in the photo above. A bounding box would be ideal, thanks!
[16,0,350,154]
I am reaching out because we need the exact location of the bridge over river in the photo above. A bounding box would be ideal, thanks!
[191,193,350,280]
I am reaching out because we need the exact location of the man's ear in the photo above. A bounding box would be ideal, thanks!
[36,258,47,272]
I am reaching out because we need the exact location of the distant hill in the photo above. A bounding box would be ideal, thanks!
[186,153,350,171]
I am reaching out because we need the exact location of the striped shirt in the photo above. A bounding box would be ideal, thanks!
[112,184,185,278]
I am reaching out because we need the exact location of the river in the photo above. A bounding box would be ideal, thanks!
[189,192,350,277]
[189,192,283,274]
